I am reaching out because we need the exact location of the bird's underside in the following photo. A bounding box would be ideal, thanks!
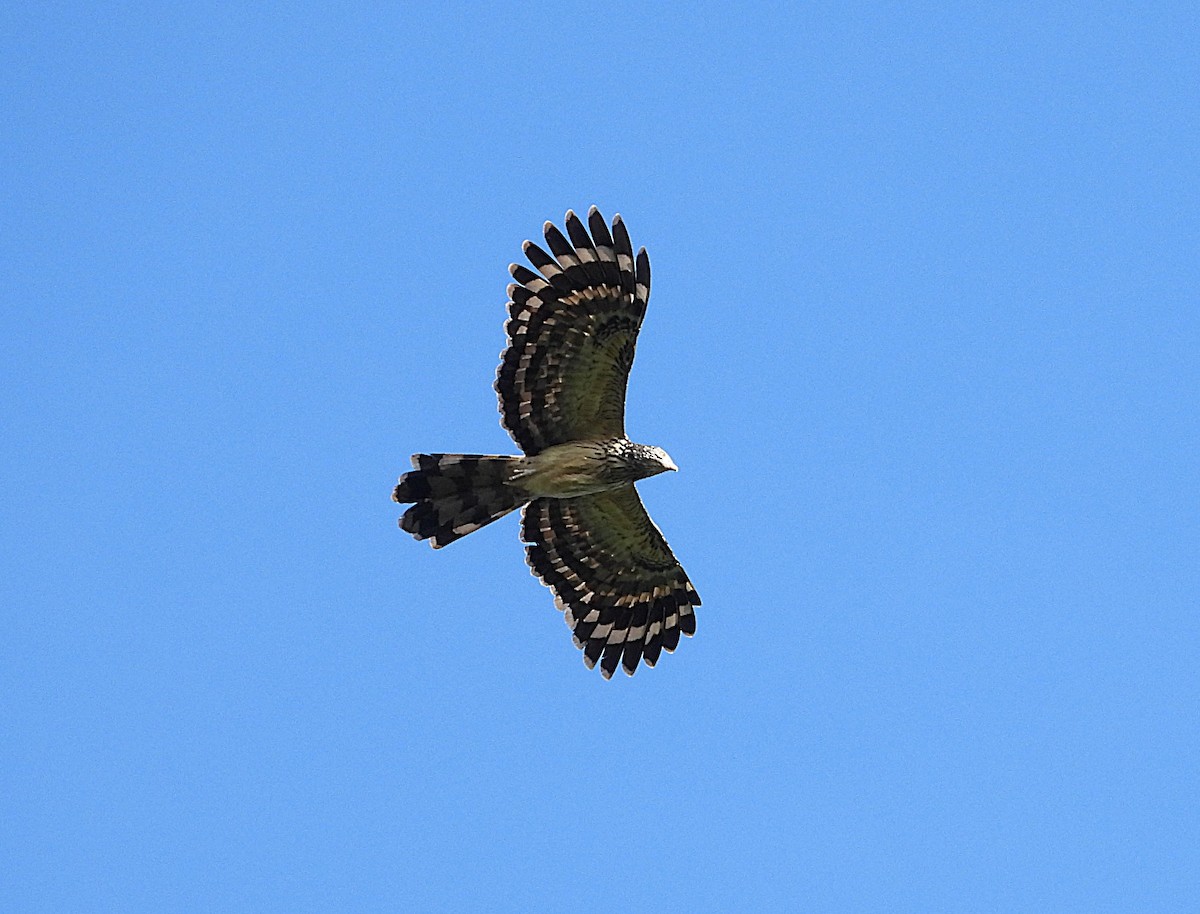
[393,207,699,679]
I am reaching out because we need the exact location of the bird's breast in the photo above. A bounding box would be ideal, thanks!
[514,440,627,499]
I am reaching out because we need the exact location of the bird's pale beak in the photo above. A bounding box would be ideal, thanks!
[664,456,678,472]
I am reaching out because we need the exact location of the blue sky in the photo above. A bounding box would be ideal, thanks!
[3,2,1198,911]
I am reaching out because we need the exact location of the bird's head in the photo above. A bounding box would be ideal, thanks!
[643,445,678,476]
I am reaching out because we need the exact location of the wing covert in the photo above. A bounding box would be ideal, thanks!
[522,485,699,678]
[496,207,651,455]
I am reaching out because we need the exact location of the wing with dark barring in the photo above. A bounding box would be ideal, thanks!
[496,207,650,456]
[522,485,700,678]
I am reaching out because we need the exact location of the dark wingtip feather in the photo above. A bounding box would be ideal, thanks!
[635,247,651,286]
[563,209,604,283]
[509,264,542,287]
[588,207,612,243]
[583,638,604,670]
[564,211,589,247]
[621,641,644,677]
[600,641,623,679]
[633,246,651,314]
[643,635,663,667]
[663,624,682,653]
[610,216,636,294]
[522,240,560,277]
[542,222,575,261]
[680,610,697,636]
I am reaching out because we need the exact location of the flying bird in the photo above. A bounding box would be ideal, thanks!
[393,207,699,679]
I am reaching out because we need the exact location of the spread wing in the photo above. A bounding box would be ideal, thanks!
[496,207,650,455]
[522,485,700,679]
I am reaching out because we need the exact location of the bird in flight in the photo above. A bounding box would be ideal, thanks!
[393,207,699,679]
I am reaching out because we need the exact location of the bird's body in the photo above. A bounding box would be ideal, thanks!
[515,438,677,499]
[393,208,699,678]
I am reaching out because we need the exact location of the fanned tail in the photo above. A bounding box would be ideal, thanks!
[393,454,525,549]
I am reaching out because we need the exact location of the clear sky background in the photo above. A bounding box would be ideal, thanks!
[3,3,1198,912]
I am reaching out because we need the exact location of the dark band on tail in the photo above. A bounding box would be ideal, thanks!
[393,454,525,549]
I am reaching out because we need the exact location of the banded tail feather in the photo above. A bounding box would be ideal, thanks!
[393,454,526,549]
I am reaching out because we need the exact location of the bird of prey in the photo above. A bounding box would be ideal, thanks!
[393,207,699,679]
